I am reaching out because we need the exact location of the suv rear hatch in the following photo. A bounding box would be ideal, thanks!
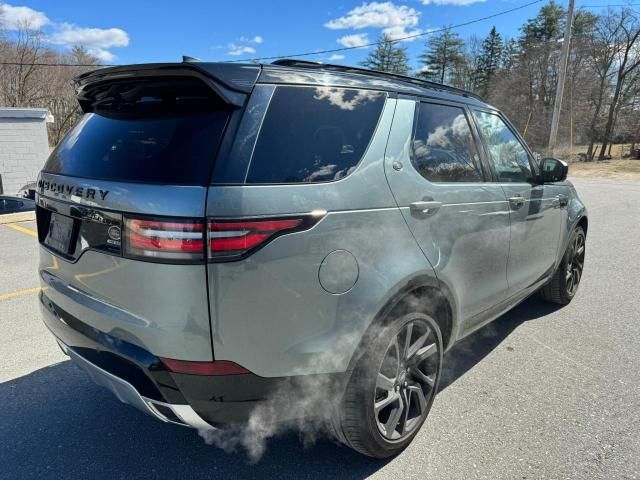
[36,63,257,362]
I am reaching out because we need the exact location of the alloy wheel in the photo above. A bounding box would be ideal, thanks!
[374,319,440,441]
[566,232,585,296]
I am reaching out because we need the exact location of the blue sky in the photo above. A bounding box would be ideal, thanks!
[0,0,613,70]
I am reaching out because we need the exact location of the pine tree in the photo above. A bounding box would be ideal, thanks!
[419,28,466,84]
[359,34,409,75]
[521,0,566,41]
[474,26,504,96]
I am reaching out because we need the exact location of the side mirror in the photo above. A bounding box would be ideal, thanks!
[539,158,568,183]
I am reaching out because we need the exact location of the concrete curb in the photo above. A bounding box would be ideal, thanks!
[0,211,36,224]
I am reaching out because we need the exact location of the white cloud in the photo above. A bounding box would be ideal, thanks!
[226,35,262,56]
[0,3,50,29]
[239,35,263,44]
[50,24,129,48]
[421,0,486,5]
[325,1,422,41]
[329,54,345,61]
[49,23,129,62]
[227,43,256,56]
[337,33,370,48]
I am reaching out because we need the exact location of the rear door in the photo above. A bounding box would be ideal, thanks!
[36,73,235,361]
[384,98,511,324]
[471,109,562,296]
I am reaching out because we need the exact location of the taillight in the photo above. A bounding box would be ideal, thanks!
[124,217,205,263]
[208,213,324,261]
[122,212,325,263]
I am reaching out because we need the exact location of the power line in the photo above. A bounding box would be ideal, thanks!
[226,0,547,63]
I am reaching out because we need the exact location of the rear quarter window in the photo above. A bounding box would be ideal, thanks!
[246,86,386,184]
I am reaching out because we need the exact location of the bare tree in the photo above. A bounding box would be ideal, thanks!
[0,20,50,107]
[598,8,640,160]
[0,21,100,145]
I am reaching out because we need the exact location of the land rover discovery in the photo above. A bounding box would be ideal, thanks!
[36,59,587,458]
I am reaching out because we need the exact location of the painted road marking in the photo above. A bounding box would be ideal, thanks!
[0,286,46,302]
[4,223,37,238]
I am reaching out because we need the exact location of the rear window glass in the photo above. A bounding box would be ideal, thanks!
[43,78,230,185]
[246,86,385,183]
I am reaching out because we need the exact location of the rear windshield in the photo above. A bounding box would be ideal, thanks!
[43,77,230,185]
[246,86,385,183]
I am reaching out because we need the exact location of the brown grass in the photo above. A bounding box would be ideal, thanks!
[568,159,640,180]
[552,144,640,181]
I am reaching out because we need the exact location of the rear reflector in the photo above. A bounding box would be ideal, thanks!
[124,217,205,263]
[160,358,250,376]
[208,217,308,261]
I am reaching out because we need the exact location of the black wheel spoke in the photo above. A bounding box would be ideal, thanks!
[411,366,436,388]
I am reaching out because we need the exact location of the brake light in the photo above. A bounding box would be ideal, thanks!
[122,212,325,263]
[208,214,323,261]
[124,217,205,263]
[160,358,250,376]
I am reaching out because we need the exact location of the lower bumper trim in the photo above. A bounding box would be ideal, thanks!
[60,341,215,431]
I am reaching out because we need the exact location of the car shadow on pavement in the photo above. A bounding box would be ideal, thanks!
[439,296,563,390]
[0,296,560,480]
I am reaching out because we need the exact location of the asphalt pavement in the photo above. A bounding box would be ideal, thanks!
[0,177,639,479]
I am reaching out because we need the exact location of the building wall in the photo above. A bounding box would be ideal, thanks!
[0,117,50,195]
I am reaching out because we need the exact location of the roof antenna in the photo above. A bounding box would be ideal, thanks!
[182,55,201,62]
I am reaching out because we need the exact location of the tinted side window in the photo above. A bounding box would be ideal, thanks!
[411,103,483,183]
[472,111,532,183]
[247,86,385,183]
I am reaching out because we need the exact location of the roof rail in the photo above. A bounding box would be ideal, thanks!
[271,59,483,101]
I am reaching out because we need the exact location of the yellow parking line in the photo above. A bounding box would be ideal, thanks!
[4,223,37,238]
[0,286,46,302]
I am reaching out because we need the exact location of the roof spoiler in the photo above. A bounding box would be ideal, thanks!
[73,62,261,109]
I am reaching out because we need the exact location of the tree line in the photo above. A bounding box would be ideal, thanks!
[361,2,640,160]
[1,2,639,160]
[0,19,101,146]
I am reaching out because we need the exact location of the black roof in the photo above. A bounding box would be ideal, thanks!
[270,59,484,101]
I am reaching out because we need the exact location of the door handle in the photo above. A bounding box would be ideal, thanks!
[409,201,442,215]
[508,195,525,208]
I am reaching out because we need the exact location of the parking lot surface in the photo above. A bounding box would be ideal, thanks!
[1,177,639,479]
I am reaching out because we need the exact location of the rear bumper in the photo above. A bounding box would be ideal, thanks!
[59,341,213,430]
[39,291,284,427]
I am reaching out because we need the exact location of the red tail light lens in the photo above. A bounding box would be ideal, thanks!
[208,216,316,261]
[124,217,205,263]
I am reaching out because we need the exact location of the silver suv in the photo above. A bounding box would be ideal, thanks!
[36,59,587,458]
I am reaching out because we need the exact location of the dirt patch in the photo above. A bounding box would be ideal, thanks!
[568,159,640,181]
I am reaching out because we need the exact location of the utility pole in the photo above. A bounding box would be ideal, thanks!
[548,0,575,155]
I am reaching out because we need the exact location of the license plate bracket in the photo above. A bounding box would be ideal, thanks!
[44,213,75,254]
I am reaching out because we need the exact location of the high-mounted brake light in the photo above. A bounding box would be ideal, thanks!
[124,217,205,263]
[208,213,324,261]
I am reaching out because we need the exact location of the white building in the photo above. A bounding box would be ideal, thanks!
[0,107,53,195]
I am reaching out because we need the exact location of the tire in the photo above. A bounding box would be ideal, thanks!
[540,226,586,305]
[332,312,443,458]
